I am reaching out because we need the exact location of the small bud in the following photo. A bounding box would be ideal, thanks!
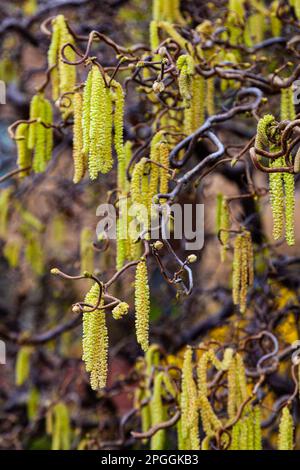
[187,254,197,264]
[50,268,59,275]
[153,240,164,250]
[83,270,92,278]
[152,81,165,94]
[72,304,82,314]
[158,46,167,56]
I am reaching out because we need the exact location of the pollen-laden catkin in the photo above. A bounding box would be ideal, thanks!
[149,131,164,202]
[281,86,296,122]
[206,77,215,116]
[28,94,53,173]
[82,68,93,157]
[134,259,150,351]
[269,157,284,241]
[72,92,85,183]
[15,346,32,386]
[278,406,294,450]
[48,15,76,105]
[87,66,113,179]
[82,282,108,389]
[112,81,125,187]
[232,231,254,313]
[131,158,149,230]
[112,302,129,320]
[180,348,200,450]
[150,372,166,450]
[255,114,276,150]
[159,141,170,201]
[219,197,230,262]
[280,86,296,246]
[192,75,205,131]
[88,66,105,179]
[284,172,295,245]
[15,123,31,175]
[177,55,194,135]
[271,1,281,36]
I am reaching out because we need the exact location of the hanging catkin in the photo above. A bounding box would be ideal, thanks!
[219,196,230,262]
[281,86,296,246]
[134,258,150,351]
[82,282,108,389]
[72,92,85,183]
[150,372,166,450]
[28,93,53,173]
[48,15,76,104]
[51,402,71,450]
[232,231,253,313]
[15,123,31,175]
[278,406,294,450]
[179,348,200,450]
[82,66,113,180]
[15,346,32,386]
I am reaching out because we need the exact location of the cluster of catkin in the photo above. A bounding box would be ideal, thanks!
[81,282,129,389]
[256,111,296,245]
[72,67,124,182]
[48,15,76,114]
[16,93,53,174]
[232,230,254,314]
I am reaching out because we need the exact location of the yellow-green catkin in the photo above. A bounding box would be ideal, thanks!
[15,346,32,386]
[244,12,265,47]
[219,196,230,262]
[227,0,245,46]
[232,231,253,313]
[48,15,76,104]
[278,406,294,450]
[28,94,53,173]
[153,0,183,23]
[15,123,31,174]
[227,353,248,422]
[292,0,300,20]
[179,348,200,450]
[51,402,71,450]
[0,188,12,238]
[27,387,40,421]
[197,352,222,438]
[177,55,195,135]
[112,302,129,320]
[206,77,215,116]
[192,75,205,131]
[134,259,150,351]
[281,86,296,246]
[82,68,93,157]
[80,228,94,274]
[150,372,166,450]
[82,282,108,389]
[84,66,113,179]
[112,81,125,179]
[159,141,170,197]
[72,92,85,183]
[270,1,282,36]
